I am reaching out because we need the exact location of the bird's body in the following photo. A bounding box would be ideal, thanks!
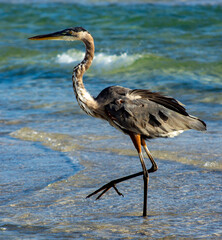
[94,86,205,139]
[29,27,206,217]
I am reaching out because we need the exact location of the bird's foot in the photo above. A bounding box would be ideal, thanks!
[86,180,124,200]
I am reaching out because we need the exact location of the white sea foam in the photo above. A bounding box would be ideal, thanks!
[57,50,85,64]
[56,50,141,71]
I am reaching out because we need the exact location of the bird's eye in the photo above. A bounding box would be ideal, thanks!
[64,30,73,36]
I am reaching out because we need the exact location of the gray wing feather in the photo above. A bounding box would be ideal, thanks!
[104,88,206,138]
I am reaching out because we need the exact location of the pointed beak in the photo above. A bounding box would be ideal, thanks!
[28,30,66,41]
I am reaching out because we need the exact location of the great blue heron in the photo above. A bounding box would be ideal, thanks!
[29,27,206,217]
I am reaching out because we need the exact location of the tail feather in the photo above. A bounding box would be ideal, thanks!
[188,115,207,131]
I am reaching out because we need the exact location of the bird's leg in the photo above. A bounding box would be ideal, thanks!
[139,151,149,217]
[129,133,149,217]
[141,138,158,173]
[86,178,124,200]
[86,170,148,199]
[87,134,149,216]
[86,140,158,203]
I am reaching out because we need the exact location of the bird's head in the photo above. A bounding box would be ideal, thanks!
[29,27,89,41]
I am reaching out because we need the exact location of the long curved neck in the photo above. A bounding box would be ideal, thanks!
[72,33,98,116]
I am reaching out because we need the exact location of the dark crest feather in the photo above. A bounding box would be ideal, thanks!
[71,27,87,32]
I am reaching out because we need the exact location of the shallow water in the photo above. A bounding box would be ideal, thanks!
[0,0,222,239]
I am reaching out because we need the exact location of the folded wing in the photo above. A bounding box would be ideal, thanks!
[105,88,206,139]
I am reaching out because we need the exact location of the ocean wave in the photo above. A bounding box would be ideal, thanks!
[56,50,142,71]
[10,127,83,152]
[10,127,221,171]
[56,50,222,80]
[1,0,222,6]
[10,127,114,152]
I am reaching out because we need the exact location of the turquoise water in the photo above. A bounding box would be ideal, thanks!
[0,1,222,239]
